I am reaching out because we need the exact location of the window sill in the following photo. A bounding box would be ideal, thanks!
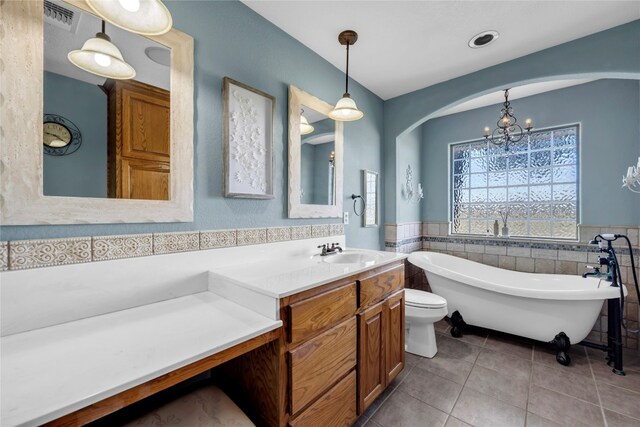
[448,233,580,245]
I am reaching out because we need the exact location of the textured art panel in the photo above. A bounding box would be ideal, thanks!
[223,77,275,199]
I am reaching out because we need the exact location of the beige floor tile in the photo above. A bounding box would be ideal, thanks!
[525,412,563,427]
[531,362,599,404]
[527,384,604,427]
[435,334,482,364]
[604,409,640,427]
[476,348,532,382]
[451,387,526,427]
[371,390,448,427]
[417,351,474,385]
[465,364,529,408]
[444,416,471,427]
[590,356,640,393]
[533,344,591,376]
[484,333,533,361]
[398,365,463,413]
[597,382,640,419]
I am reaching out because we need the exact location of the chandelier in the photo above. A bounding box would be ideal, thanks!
[483,89,532,151]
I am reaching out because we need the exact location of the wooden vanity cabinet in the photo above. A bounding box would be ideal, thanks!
[357,265,405,414]
[281,261,405,426]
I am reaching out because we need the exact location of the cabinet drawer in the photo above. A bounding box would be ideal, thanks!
[359,265,403,308]
[289,317,357,415]
[288,283,357,344]
[288,370,357,427]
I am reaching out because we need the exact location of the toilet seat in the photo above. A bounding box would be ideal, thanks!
[405,289,447,309]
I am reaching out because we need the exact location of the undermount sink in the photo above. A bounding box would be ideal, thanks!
[319,250,383,264]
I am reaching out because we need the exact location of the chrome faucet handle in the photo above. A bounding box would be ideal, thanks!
[317,244,328,256]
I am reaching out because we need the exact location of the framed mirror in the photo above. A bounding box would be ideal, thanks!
[0,0,194,224]
[362,170,379,227]
[288,86,343,218]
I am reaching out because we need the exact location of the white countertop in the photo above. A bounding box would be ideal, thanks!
[209,248,407,298]
[1,292,282,427]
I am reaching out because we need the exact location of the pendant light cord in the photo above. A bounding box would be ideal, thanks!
[345,42,350,95]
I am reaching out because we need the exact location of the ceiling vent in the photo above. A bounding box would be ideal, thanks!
[44,0,80,34]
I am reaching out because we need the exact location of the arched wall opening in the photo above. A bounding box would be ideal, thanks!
[383,20,640,229]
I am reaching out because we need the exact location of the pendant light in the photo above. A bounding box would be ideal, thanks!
[300,109,314,135]
[328,30,364,122]
[85,0,173,36]
[68,20,136,80]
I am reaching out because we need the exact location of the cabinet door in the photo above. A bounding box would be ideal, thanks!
[358,301,386,414]
[122,87,171,162]
[385,290,405,385]
[121,158,170,200]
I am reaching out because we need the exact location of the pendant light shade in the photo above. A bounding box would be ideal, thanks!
[300,110,314,135]
[68,21,136,80]
[85,0,173,36]
[329,30,364,122]
[328,93,364,121]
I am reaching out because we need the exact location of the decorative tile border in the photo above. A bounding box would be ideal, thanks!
[0,241,8,272]
[93,234,153,262]
[0,224,347,271]
[291,225,312,240]
[200,229,236,249]
[267,227,291,243]
[9,237,92,270]
[311,224,331,238]
[237,228,267,246]
[153,232,200,255]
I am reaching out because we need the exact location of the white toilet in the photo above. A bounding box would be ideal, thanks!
[404,289,448,358]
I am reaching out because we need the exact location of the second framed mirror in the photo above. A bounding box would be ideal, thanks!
[288,86,343,218]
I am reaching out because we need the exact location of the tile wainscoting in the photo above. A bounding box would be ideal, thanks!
[387,221,640,350]
[0,224,344,271]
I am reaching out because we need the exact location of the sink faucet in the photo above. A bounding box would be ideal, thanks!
[317,243,343,256]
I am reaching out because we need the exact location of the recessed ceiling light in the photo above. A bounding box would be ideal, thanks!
[468,30,499,48]
[145,46,171,66]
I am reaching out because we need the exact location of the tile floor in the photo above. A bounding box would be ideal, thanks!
[354,320,640,427]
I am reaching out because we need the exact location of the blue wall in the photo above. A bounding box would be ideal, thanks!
[384,20,640,224]
[419,79,640,226]
[1,0,385,249]
[43,71,107,198]
[396,126,422,223]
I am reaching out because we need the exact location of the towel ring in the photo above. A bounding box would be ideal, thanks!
[351,194,365,216]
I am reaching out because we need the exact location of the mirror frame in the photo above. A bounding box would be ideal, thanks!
[288,86,343,218]
[362,169,379,227]
[0,0,194,225]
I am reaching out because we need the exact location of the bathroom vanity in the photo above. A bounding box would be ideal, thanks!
[209,249,406,426]
[0,240,405,427]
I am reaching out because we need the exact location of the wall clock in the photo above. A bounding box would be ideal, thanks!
[43,114,82,156]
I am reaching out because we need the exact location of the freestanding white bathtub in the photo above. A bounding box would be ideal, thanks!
[407,251,626,346]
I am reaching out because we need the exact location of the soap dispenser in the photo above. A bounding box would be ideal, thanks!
[493,220,499,237]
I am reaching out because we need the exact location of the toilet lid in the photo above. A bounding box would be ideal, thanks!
[404,289,447,308]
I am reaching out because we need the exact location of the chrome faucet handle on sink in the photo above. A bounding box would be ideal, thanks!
[330,243,343,253]
[317,244,328,256]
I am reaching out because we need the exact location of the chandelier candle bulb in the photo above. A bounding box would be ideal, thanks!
[483,127,490,137]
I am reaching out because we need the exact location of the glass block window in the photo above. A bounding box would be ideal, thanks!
[450,125,579,239]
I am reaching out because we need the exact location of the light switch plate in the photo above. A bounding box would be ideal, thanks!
[343,212,349,224]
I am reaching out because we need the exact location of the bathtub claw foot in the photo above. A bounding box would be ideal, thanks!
[556,351,571,366]
[551,332,572,366]
[449,311,466,338]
